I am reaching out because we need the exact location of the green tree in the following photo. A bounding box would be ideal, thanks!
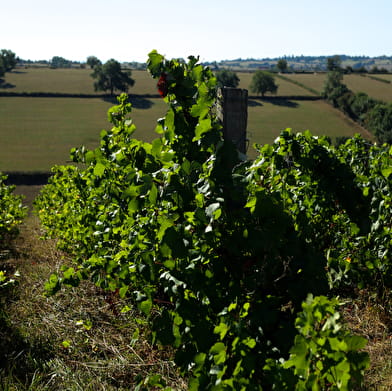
[215,69,240,88]
[0,58,4,78]
[366,103,392,144]
[327,55,342,72]
[91,59,135,96]
[51,56,72,68]
[277,58,288,73]
[0,49,17,74]
[87,56,101,69]
[322,70,349,106]
[249,71,278,97]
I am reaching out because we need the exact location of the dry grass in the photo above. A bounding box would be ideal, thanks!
[0,207,186,390]
[341,291,392,390]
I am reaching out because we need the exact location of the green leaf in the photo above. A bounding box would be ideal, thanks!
[93,162,106,177]
[209,342,227,365]
[381,167,392,178]
[149,183,158,204]
[140,299,152,315]
[214,322,230,340]
[193,118,212,141]
[147,50,165,77]
[206,202,221,220]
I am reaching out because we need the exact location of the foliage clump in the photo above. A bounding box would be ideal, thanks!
[249,70,278,97]
[0,174,26,290]
[32,50,392,390]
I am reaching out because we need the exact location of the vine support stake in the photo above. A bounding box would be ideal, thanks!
[217,87,248,156]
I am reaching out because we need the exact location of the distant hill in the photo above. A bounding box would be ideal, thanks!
[203,55,392,72]
[18,55,392,73]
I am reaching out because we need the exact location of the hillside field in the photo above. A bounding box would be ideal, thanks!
[0,68,376,171]
[283,73,392,102]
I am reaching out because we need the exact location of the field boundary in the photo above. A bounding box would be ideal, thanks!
[0,91,163,99]
[249,95,322,101]
[4,172,52,185]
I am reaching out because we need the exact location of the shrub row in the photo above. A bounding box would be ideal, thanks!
[366,75,391,84]
[0,173,26,290]
[322,71,392,144]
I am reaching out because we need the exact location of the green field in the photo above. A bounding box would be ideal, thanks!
[4,68,160,96]
[0,68,373,172]
[0,97,166,171]
[246,98,371,159]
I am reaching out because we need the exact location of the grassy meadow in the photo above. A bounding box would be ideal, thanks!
[0,67,379,172]
[3,68,159,95]
[0,96,166,171]
[246,98,371,158]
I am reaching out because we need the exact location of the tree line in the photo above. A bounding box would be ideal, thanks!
[322,67,392,144]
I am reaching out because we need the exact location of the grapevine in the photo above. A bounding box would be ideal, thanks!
[34,50,392,389]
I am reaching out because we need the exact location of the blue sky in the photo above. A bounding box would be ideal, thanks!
[2,0,391,63]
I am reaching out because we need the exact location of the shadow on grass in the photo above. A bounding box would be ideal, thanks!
[103,94,154,109]
[0,294,54,387]
[248,100,263,107]
[0,80,16,89]
[261,98,299,108]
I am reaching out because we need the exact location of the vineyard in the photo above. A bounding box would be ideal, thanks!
[1,51,392,389]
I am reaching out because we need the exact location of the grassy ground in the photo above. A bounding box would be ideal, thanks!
[3,69,159,96]
[246,98,372,159]
[0,204,187,390]
[0,97,166,172]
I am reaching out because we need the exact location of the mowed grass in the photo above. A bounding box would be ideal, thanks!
[246,98,371,159]
[0,97,166,172]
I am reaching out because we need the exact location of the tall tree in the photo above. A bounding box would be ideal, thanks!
[91,59,135,96]
[327,55,342,72]
[0,49,17,73]
[215,69,240,88]
[277,59,288,73]
[321,70,349,106]
[249,71,278,97]
[87,56,101,69]
[51,56,72,68]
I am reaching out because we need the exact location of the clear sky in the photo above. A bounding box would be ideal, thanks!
[2,0,391,63]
